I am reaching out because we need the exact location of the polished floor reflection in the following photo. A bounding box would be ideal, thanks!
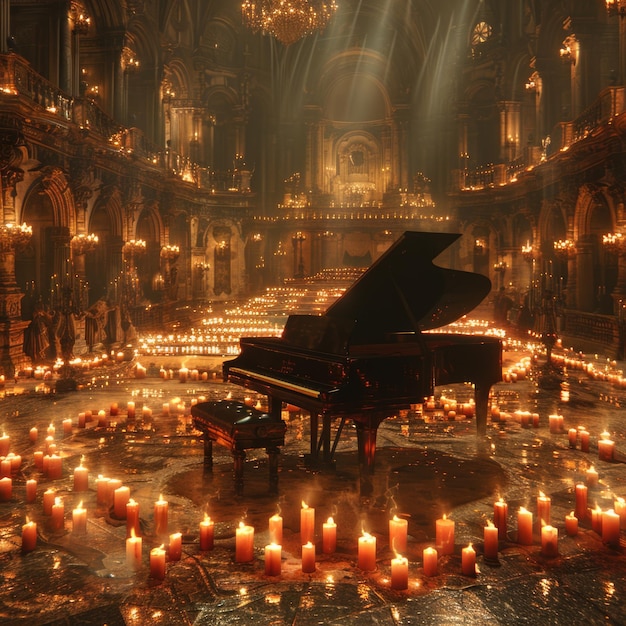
[0,341,625,625]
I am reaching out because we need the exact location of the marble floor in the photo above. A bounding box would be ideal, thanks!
[0,339,625,625]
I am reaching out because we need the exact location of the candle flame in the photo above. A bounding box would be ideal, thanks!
[239,521,246,529]
[301,501,309,509]
[203,512,211,523]
[539,490,546,497]
[304,541,313,548]
[130,527,137,539]
[588,465,596,473]
[77,500,83,509]
[569,511,575,517]
[361,531,372,539]
[326,516,334,525]
[486,519,494,528]
[54,496,62,505]
[393,514,401,522]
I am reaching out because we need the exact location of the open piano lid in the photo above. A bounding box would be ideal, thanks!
[324,231,491,343]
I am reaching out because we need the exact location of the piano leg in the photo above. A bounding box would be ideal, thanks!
[354,421,377,497]
[267,446,280,494]
[203,437,214,472]
[233,449,246,496]
[475,382,491,436]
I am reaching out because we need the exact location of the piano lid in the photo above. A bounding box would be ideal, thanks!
[324,231,491,342]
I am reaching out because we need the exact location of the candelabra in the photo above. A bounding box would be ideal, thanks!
[160,244,180,262]
[606,0,626,19]
[122,239,147,258]
[71,233,98,255]
[602,232,625,253]
[554,239,576,258]
[521,241,535,262]
[0,222,32,252]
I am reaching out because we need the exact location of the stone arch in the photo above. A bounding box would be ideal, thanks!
[134,205,164,303]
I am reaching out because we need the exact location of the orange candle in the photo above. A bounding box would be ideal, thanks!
[575,483,588,520]
[47,454,62,480]
[540,524,558,557]
[517,507,533,545]
[269,513,283,545]
[302,541,316,573]
[580,429,590,452]
[154,495,168,536]
[126,529,142,569]
[435,514,455,555]
[51,496,65,532]
[29,427,38,442]
[72,501,87,534]
[614,496,626,528]
[494,498,508,540]
[598,435,615,462]
[127,401,136,419]
[21,520,37,553]
[42,488,55,515]
[461,543,476,576]
[389,515,408,554]
[322,516,337,554]
[73,460,89,492]
[0,476,11,502]
[126,498,140,538]
[168,532,182,561]
[25,478,37,503]
[358,532,376,571]
[199,513,214,550]
[300,502,315,545]
[602,509,621,546]
[150,545,166,579]
[96,475,110,505]
[235,522,255,562]
[591,505,603,534]
[586,465,599,487]
[265,542,282,576]
[0,432,9,456]
[114,485,130,519]
[565,511,578,536]
[537,492,551,526]
[390,554,408,590]
[422,546,438,577]
[568,428,578,448]
[483,521,499,560]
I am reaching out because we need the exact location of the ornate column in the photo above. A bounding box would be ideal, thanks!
[0,0,10,54]
[0,223,32,374]
[160,244,180,301]
[575,239,595,312]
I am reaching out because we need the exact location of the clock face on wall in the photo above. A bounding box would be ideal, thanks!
[471,21,492,46]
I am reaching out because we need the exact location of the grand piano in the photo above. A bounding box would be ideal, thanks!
[221,231,502,494]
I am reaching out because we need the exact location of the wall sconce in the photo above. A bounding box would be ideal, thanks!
[606,0,626,18]
[121,46,140,72]
[71,2,91,35]
[560,36,576,64]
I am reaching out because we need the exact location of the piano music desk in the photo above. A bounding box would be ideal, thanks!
[191,400,286,495]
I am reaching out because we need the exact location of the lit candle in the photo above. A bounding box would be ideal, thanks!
[269,512,283,545]
[150,545,166,579]
[168,532,182,561]
[154,495,169,536]
[25,478,37,503]
[586,465,599,487]
[0,476,11,502]
[517,507,533,545]
[322,516,337,554]
[461,543,476,576]
[29,427,38,442]
[422,546,438,577]
[265,542,282,576]
[126,498,140,538]
[126,529,142,569]
[51,496,65,532]
[0,432,9,456]
[114,485,130,519]
[47,423,55,438]
[72,501,87,534]
[33,450,44,470]
[73,459,89,492]
[540,524,558,557]
[494,498,508,540]
[602,509,621,547]
[580,429,590,452]
[47,454,62,480]
[568,428,578,448]
[43,488,56,515]
[575,483,588,520]
[435,514,455,555]
[614,496,626,529]
[548,413,562,434]
[106,478,121,506]
[127,401,136,419]
[300,502,315,545]
[591,505,603,534]
[62,418,72,435]
[537,492,551,526]
[598,434,615,462]
[389,515,408,554]
[97,409,108,427]
[483,521,499,560]
[358,532,377,571]
[110,402,119,417]
[22,520,37,553]
[302,541,316,573]
[390,554,409,590]
[565,511,578,536]
[235,522,255,562]
[199,513,214,550]
[96,475,110,505]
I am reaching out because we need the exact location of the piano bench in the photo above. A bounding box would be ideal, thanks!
[190,400,286,495]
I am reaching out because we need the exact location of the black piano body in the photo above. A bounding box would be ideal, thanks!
[223,231,502,494]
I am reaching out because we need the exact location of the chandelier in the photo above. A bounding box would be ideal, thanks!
[242,0,338,46]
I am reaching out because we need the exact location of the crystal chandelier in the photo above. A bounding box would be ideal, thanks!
[242,0,338,46]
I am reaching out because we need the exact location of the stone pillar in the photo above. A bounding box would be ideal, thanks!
[0,224,32,375]
[0,0,10,54]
